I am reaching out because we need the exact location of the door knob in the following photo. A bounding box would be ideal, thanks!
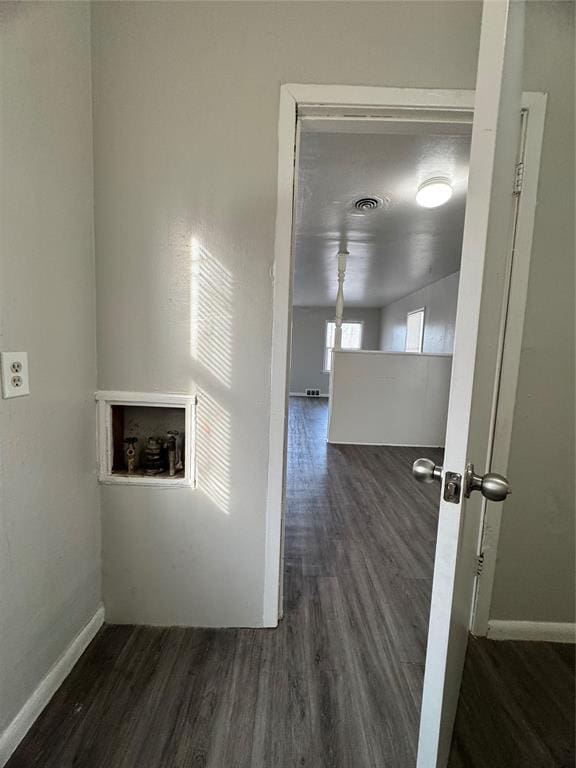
[412,458,443,484]
[465,463,511,502]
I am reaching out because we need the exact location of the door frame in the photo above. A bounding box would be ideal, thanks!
[470,90,547,635]
[263,84,546,632]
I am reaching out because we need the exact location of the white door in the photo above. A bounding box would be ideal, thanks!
[416,1,526,766]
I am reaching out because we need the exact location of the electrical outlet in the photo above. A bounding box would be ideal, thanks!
[1,352,30,398]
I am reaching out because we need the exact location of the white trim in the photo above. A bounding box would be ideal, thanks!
[333,349,452,358]
[0,606,104,767]
[471,92,547,636]
[283,84,476,112]
[299,106,474,124]
[95,390,196,488]
[328,440,445,448]
[486,620,576,644]
[405,307,426,354]
[300,114,474,137]
[264,84,477,629]
[95,390,195,405]
[263,85,298,627]
[289,393,329,399]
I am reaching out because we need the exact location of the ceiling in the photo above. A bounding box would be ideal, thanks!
[293,123,471,308]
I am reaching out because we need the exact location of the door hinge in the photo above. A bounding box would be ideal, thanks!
[513,162,524,195]
[476,552,485,576]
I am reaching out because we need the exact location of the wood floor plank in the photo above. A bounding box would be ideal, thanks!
[448,636,575,768]
[6,398,573,767]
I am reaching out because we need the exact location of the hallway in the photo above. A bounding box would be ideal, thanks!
[7,398,442,767]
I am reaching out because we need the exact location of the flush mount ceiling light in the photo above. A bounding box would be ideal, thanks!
[416,177,453,208]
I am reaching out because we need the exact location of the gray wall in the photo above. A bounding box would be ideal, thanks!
[0,2,100,736]
[0,2,568,704]
[0,3,570,748]
[91,0,483,626]
[379,272,460,354]
[91,0,573,629]
[290,307,381,395]
[490,1,575,623]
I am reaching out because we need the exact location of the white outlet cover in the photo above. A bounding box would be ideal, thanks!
[1,351,30,398]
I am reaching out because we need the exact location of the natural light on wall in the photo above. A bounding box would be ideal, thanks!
[324,321,363,371]
[195,387,232,515]
[190,237,233,514]
[405,308,425,353]
[190,238,233,388]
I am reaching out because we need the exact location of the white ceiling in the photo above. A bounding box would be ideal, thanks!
[293,123,471,308]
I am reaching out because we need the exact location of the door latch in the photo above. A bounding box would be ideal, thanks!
[412,459,462,504]
[413,459,510,505]
[443,471,462,504]
[412,458,462,504]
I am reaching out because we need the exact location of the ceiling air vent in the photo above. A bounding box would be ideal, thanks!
[351,195,391,214]
[354,196,381,211]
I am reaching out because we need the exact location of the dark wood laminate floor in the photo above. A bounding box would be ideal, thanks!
[448,636,575,768]
[8,398,441,767]
[7,399,574,767]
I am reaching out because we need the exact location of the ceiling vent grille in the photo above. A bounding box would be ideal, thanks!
[354,196,381,211]
[351,195,391,214]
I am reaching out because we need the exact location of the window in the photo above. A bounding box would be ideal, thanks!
[324,321,363,371]
[405,308,425,353]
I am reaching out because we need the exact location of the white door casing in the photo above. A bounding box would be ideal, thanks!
[470,93,546,637]
[265,85,478,629]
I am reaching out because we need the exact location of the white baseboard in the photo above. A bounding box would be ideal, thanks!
[327,439,445,447]
[487,619,576,644]
[0,605,105,767]
[289,392,329,398]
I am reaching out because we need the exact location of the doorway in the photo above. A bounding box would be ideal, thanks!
[265,82,546,765]
[264,88,478,629]
[282,102,472,764]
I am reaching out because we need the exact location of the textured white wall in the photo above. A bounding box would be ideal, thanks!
[490,1,575,624]
[328,351,452,447]
[0,5,568,751]
[91,0,483,626]
[379,272,460,355]
[290,307,381,395]
[0,2,100,734]
[0,0,566,660]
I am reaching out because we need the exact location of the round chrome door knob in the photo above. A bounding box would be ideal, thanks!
[465,463,511,502]
[412,458,443,484]
[478,472,511,502]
